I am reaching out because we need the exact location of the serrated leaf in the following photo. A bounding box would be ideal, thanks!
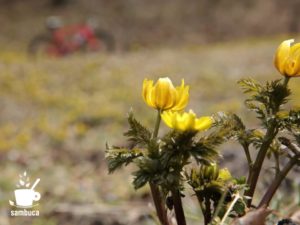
[106,147,143,173]
[124,111,151,147]
[132,170,150,189]
[238,78,262,94]
[238,78,291,127]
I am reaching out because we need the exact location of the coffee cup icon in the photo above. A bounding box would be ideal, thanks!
[10,178,41,208]
[14,189,41,207]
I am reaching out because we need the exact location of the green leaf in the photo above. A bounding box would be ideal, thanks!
[238,78,262,94]
[238,78,291,127]
[132,158,162,189]
[106,146,143,173]
[232,198,246,216]
[124,111,151,147]
[132,170,150,189]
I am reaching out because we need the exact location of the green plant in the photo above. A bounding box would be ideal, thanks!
[106,39,300,225]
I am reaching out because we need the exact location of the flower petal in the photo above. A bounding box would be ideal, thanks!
[173,79,189,111]
[153,77,176,110]
[274,39,294,75]
[161,110,212,132]
[286,45,300,76]
[176,112,193,131]
[142,79,155,108]
[161,111,175,129]
[195,116,213,131]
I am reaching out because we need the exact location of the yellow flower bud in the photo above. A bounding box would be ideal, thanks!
[161,109,213,132]
[218,168,232,181]
[276,111,289,119]
[274,39,300,77]
[201,164,219,181]
[142,77,189,111]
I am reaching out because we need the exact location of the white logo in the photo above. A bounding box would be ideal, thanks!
[9,171,41,217]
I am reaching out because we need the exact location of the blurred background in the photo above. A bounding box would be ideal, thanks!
[0,0,300,224]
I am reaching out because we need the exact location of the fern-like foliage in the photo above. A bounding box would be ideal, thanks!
[277,110,300,158]
[192,135,222,165]
[281,110,300,131]
[131,113,241,190]
[231,113,265,151]
[210,112,247,148]
[280,110,300,158]
[160,131,198,166]
[106,146,144,173]
[132,157,165,189]
[106,112,152,173]
[124,111,151,147]
[238,78,291,127]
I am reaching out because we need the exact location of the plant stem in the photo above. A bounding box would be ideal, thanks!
[156,107,186,224]
[259,137,300,207]
[197,195,209,225]
[274,152,280,177]
[245,124,278,206]
[196,195,211,225]
[245,77,290,207]
[258,156,299,207]
[283,76,290,87]
[242,143,252,169]
[152,109,162,138]
[171,189,186,225]
[212,188,228,221]
[204,197,212,225]
[149,109,170,225]
[150,183,170,225]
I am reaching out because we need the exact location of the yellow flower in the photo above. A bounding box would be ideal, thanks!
[274,39,300,77]
[218,168,232,181]
[161,110,213,132]
[142,77,189,111]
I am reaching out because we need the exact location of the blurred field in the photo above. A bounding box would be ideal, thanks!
[1,37,300,225]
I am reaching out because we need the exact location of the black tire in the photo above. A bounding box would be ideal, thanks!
[94,30,115,52]
[28,34,53,56]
